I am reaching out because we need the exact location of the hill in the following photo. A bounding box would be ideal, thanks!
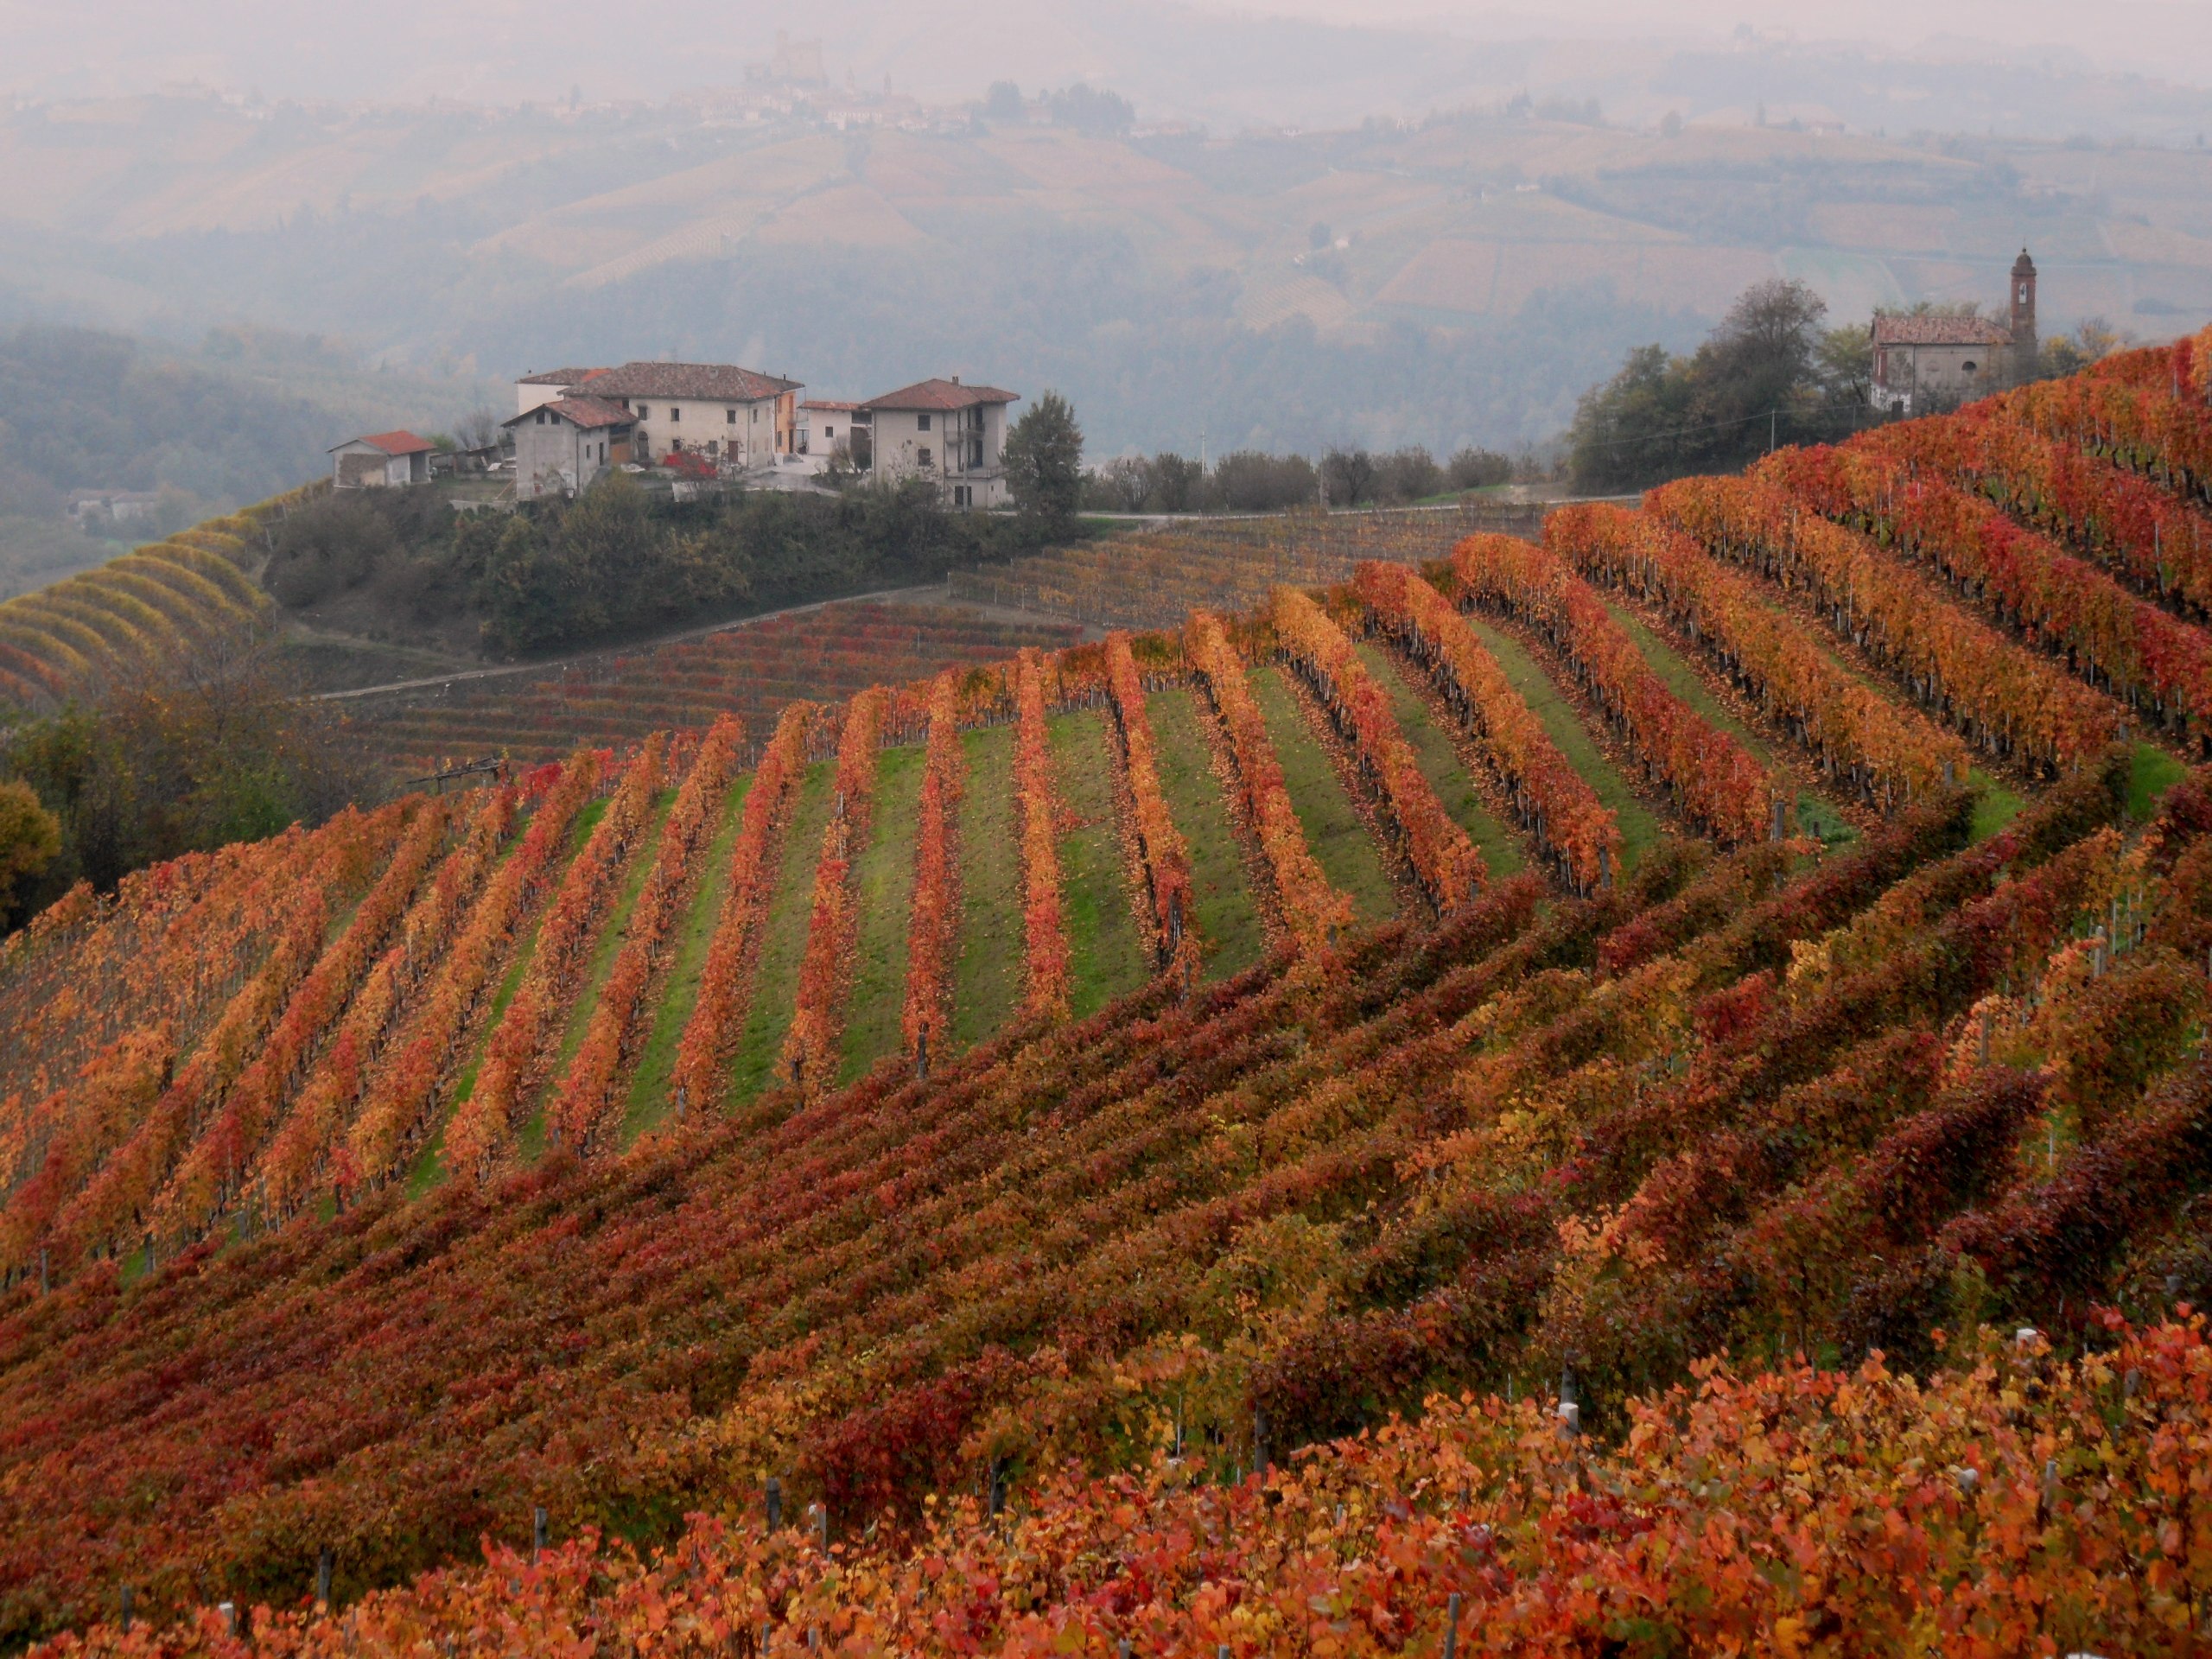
[0,324,493,605]
[1,336,2211,1651]
[6,79,2212,460]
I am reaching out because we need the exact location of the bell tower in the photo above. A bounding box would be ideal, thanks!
[2010,248,2038,378]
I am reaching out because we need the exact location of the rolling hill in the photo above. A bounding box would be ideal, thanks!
[8,77,2212,459]
[1,333,2211,1652]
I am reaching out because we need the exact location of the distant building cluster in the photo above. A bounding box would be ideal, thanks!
[330,359,1020,507]
[1870,249,2039,414]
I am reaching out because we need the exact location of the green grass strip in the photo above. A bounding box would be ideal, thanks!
[1147,689,1265,982]
[1049,709,1152,1020]
[514,786,680,1161]
[840,744,927,1084]
[1463,617,1667,868]
[410,797,606,1196]
[953,724,1022,1050]
[620,772,755,1143]
[725,760,836,1104]
[1353,641,1526,878]
[1249,664,1395,924]
[2127,741,2188,823]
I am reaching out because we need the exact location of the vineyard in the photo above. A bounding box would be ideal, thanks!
[0,508,283,715]
[2,334,2212,1655]
[945,502,1547,632]
[336,601,1087,775]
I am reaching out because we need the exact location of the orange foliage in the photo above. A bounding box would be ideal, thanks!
[781,690,887,1096]
[1357,562,1621,892]
[1448,532,1776,844]
[1012,649,1071,1019]
[668,705,814,1119]
[1185,611,1354,950]
[1270,585,1484,911]
[900,673,964,1065]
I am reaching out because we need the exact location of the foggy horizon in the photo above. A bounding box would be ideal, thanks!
[3,0,2210,117]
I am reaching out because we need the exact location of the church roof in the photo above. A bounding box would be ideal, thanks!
[1872,314,2014,348]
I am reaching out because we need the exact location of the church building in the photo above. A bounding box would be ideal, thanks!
[1870,250,2039,414]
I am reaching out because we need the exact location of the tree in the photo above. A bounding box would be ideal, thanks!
[1814,322,1875,407]
[1448,447,1514,490]
[0,779,59,925]
[1004,392,1084,524]
[984,81,1023,122]
[1321,448,1378,506]
[1567,278,1850,492]
[0,638,370,918]
[1045,84,1135,135]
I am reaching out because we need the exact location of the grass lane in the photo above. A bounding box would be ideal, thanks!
[408,798,607,1195]
[1600,603,1859,848]
[724,760,835,1104]
[1249,664,1395,924]
[839,743,926,1084]
[1050,709,1151,1020]
[514,786,678,1161]
[1462,617,1667,868]
[619,771,755,1142]
[1353,640,1526,878]
[953,724,1022,1050]
[1147,688,1265,982]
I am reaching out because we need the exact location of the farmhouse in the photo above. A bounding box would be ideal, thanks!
[502,397,638,501]
[329,431,435,489]
[1870,249,2038,414]
[513,362,803,473]
[859,377,1018,507]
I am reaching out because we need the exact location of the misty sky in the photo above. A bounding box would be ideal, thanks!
[3,0,2209,110]
[1231,0,2212,79]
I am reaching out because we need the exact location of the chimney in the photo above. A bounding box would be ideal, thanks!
[950,374,960,385]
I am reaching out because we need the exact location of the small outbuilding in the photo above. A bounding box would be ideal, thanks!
[503,397,638,501]
[330,431,436,489]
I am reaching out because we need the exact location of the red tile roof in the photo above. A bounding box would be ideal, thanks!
[861,378,1019,412]
[332,430,436,456]
[584,361,800,402]
[1872,314,2013,348]
[503,397,637,430]
[516,366,608,385]
[802,399,863,412]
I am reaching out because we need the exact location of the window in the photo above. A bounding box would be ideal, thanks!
[536,410,547,423]
[823,425,835,441]
[671,406,681,423]
[918,447,932,467]
[751,406,760,424]
[637,405,650,419]
[1961,359,1978,373]
[917,412,931,431]
[726,408,737,423]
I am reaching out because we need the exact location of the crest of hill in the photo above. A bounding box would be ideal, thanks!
[0,340,2210,1650]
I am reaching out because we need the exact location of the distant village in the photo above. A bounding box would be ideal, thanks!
[328,363,1020,508]
[319,245,2050,516]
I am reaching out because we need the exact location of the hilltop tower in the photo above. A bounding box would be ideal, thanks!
[2010,248,2038,378]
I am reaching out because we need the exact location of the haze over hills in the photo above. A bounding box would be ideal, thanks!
[3,74,2211,464]
[4,0,2212,128]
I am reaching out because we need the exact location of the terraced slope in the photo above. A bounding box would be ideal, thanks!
[4,343,2212,1654]
[340,600,1086,772]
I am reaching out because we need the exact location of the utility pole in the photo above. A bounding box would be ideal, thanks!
[1769,409,1777,454]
